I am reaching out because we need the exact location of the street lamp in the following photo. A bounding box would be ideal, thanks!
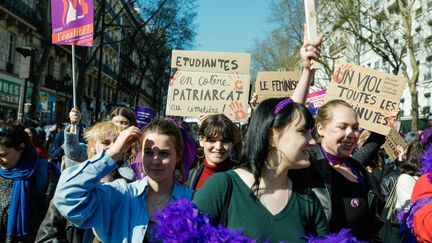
[16,47,37,122]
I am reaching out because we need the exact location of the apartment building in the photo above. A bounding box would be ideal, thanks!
[0,0,155,124]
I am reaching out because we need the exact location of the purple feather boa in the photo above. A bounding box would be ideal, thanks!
[305,229,365,243]
[397,196,432,234]
[150,197,253,242]
[151,198,365,243]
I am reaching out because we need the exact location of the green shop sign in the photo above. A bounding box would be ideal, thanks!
[0,78,21,104]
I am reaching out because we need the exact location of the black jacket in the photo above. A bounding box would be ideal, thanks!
[35,201,95,243]
[290,133,385,242]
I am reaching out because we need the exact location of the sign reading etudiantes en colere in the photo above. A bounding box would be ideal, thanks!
[166,50,250,122]
[325,63,407,136]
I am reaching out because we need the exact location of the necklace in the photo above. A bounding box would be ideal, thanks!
[148,193,172,210]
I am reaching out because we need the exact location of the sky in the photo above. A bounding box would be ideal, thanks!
[193,0,275,53]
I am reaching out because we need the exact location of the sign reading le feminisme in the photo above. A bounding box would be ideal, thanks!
[325,63,407,136]
[255,71,300,101]
[166,50,251,122]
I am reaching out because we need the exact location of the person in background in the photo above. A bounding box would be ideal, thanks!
[53,119,193,242]
[110,107,138,130]
[25,126,49,159]
[394,139,423,212]
[66,107,138,181]
[0,121,59,242]
[186,114,241,190]
[397,128,432,243]
[36,121,124,243]
[44,123,64,153]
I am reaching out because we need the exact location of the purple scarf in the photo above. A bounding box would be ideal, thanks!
[319,145,367,189]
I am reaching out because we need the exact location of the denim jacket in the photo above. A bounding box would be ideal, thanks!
[53,151,193,243]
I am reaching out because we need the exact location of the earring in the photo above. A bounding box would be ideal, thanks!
[196,147,205,159]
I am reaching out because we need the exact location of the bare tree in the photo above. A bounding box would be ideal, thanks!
[397,0,420,130]
[319,0,419,130]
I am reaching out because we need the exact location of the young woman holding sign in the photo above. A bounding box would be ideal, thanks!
[289,33,386,241]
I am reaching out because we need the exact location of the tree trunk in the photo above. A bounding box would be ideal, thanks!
[399,0,419,131]
[28,0,52,121]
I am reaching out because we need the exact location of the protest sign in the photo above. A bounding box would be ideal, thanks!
[306,90,326,109]
[382,127,408,161]
[166,50,250,122]
[325,63,407,136]
[51,0,94,46]
[135,106,154,129]
[255,71,300,102]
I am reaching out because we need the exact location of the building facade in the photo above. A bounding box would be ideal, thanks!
[0,0,157,125]
[317,0,432,132]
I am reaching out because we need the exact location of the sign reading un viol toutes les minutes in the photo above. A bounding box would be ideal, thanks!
[166,50,251,122]
[325,63,407,136]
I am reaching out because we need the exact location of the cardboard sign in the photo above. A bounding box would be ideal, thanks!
[325,63,407,136]
[254,71,300,101]
[382,127,408,161]
[166,50,250,122]
[306,90,326,109]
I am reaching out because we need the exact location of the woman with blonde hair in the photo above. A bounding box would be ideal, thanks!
[37,121,123,242]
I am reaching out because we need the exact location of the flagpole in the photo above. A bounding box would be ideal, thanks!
[71,44,77,108]
[71,44,77,134]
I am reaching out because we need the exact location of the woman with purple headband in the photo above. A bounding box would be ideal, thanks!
[193,29,328,242]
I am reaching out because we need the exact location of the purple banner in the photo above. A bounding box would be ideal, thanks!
[51,0,94,46]
[135,106,154,129]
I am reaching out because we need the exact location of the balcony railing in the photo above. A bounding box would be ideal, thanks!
[1,0,40,26]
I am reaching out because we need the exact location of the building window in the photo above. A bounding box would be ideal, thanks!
[374,61,380,69]
[7,33,16,72]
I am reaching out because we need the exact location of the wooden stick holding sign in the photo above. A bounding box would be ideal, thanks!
[304,0,321,70]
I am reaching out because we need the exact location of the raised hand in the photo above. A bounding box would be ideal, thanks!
[106,126,141,162]
[300,24,323,69]
[69,107,81,125]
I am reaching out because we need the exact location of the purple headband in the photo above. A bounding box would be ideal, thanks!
[273,98,294,117]
[421,128,432,146]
